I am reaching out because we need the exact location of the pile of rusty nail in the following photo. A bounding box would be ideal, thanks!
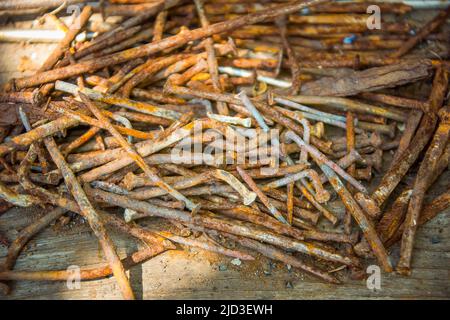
[0,0,449,299]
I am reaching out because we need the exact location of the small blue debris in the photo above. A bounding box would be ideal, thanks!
[343,34,357,45]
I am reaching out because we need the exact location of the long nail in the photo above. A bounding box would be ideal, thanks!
[236,166,288,224]
[320,164,393,272]
[285,130,368,194]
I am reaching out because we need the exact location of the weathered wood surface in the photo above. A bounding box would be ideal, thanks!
[0,12,449,300]
[0,194,448,300]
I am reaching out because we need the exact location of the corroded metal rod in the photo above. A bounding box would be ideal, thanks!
[236,166,288,224]
[372,67,449,207]
[79,92,199,212]
[285,131,367,193]
[12,0,331,89]
[43,137,135,300]
[320,164,393,273]
[397,106,450,275]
